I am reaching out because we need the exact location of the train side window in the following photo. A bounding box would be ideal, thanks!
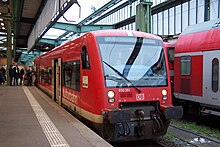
[40,67,52,84]
[212,58,219,92]
[167,47,174,63]
[180,56,191,75]
[62,60,80,91]
[81,46,90,69]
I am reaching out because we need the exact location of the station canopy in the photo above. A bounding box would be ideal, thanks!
[1,0,165,64]
[29,0,119,54]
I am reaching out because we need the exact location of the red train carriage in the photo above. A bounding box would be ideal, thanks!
[164,42,175,91]
[34,30,182,142]
[174,19,220,116]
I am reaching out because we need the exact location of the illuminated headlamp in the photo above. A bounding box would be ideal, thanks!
[107,90,115,103]
[162,89,168,100]
[107,90,115,98]
[162,89,167,96]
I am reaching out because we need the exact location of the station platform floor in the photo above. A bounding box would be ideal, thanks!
[0,85,112,147]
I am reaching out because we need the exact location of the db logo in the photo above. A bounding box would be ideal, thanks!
[136,93,145,100]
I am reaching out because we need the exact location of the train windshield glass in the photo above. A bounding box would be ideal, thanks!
[96,36,167,87]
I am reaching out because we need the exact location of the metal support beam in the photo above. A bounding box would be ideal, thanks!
[6,20,12,86]
[28,0,77,52]
[52,22,115,33]
[0,34,7,37]
[115,16,135,29]
[80,25,114,32]
[39,38,57,45]
[78,0,122,26]
[89,0,136,25]
[0,44,6,47]
[20,17,35,25]
[17,35,28,40]
[13,37,16,61]
[152,0,190,15]
[55,31,71,45]
[52,22,78,32]
[13,0,25,39]
[136,1,152,33]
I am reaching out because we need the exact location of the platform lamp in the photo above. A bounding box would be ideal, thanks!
[0,0,9,5]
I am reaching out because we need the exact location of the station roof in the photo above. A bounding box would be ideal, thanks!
[0,0,48,63]
[0,0,116,64]
[0,0,187,65]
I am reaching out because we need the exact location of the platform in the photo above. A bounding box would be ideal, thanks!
[0,85,112,147]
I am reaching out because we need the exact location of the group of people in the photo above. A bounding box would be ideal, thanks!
[0,66,6,85]
[9,65,25,86]
[0,64,36,86]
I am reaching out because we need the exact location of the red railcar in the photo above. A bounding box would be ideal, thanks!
[34,30,182,142]
[164,42,175,91]
[174,19,220,116]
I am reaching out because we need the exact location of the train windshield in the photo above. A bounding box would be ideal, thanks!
[96,36,167,88]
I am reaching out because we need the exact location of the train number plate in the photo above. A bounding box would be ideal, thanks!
[118,88,130,92]
[136,93,145,100]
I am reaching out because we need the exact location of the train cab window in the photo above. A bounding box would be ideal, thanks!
[167,47,174,63]
[62,60,80,91]
[81,46,90,69]
[212,58,219,92]
[180,56,191,75]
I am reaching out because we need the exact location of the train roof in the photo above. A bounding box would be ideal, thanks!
[34,30,162,63]
[89,29,162,40]
[181,18,220,35]
[175,19,220,53]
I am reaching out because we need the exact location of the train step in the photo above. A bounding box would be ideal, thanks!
[201,108,220,117]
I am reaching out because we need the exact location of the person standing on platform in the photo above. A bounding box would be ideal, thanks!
[13,65,19,86]
[0,70,4,85]
[9,65,14,86]
[0,66,6,82]
[19,68,25,85]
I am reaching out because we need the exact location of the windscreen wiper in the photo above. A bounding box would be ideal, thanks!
[103,61,141,93]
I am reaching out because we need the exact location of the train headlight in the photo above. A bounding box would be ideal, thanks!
[107,90,115,98]
[107,90,115,103]
[162,89,167,96]
[162,89,168,100]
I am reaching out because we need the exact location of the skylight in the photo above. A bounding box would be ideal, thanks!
[42,28,66,39]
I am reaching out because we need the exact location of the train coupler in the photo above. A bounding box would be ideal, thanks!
[134,109,145,136]
[151,112,164,133]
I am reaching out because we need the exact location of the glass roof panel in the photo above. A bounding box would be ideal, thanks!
[0,47,6,50]
[58,0,111,23]
[43,28,66,39]
[0,36,6,40]
[58,4,79,24]
[0,32,7,35]
[61,32,74,40]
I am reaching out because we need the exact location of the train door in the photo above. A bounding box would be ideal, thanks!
[203,50,220,107]
[53,58,62,105]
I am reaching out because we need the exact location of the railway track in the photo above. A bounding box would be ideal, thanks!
[112,139,164,147]
[166,124,220,146]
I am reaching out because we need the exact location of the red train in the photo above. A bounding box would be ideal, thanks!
[34,30,182,142]
[164,42,175,91]
[174,19,220,116]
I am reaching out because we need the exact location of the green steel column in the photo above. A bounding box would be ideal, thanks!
[135,0,153,33]
[129,0,132,17]
[13,38,16,60]
[6,20,12,85]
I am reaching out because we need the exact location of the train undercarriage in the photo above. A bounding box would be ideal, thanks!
[101,101,182,142]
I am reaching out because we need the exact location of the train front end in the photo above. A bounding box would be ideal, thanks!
[96,33,183,142]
